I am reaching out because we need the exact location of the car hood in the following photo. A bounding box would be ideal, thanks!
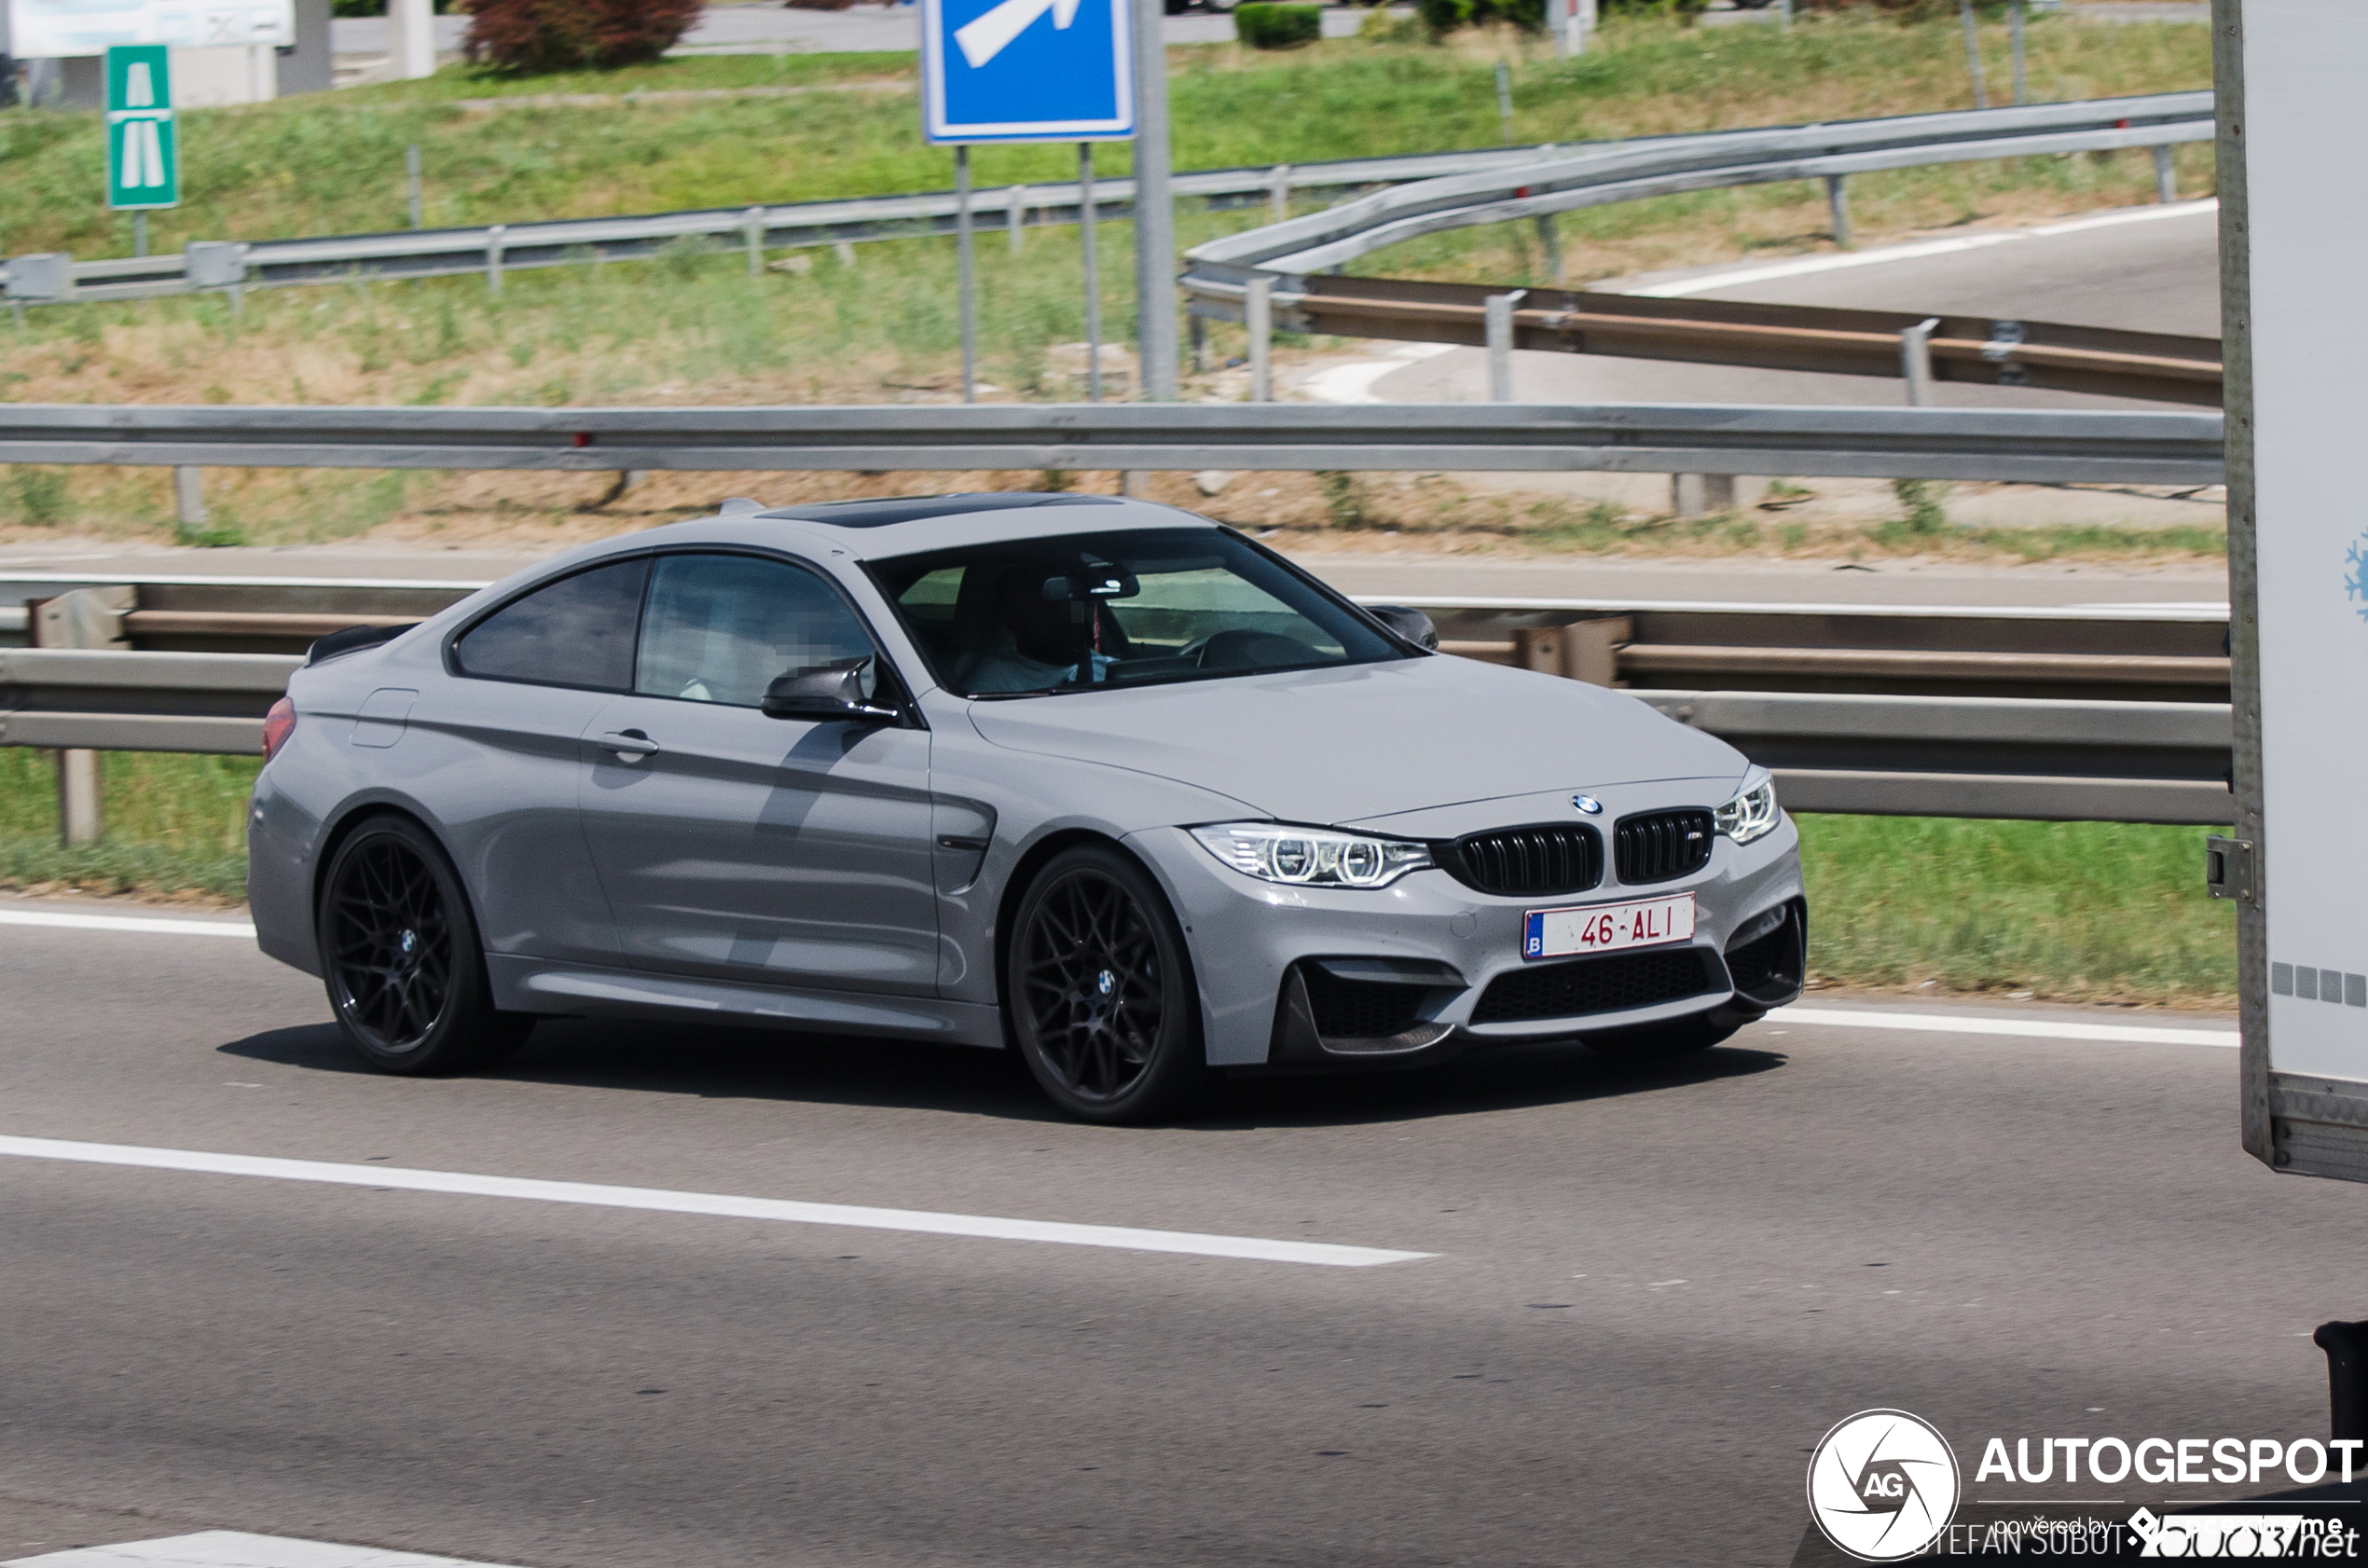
[964,654,1747,825]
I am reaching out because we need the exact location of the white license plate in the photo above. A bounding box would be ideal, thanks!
[1522,893,1697,960]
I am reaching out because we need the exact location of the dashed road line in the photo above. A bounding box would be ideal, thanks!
[0,1135,1434,1268]
[0,908,255,939]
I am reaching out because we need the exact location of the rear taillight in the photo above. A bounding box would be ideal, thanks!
[261,697,297,761]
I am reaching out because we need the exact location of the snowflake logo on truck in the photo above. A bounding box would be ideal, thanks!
[2346,533,2368,623]
[1806,1410,1962,1562]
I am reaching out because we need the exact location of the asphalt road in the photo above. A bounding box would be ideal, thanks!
[0,902,2339,1568]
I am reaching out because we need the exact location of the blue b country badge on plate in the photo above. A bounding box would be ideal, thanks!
[921,0,1136,143]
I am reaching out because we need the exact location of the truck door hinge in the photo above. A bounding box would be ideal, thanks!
[2207,835,2256,903]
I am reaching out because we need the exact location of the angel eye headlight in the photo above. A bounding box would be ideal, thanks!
[1190,823,1433,889]
[1714,773,1782,846]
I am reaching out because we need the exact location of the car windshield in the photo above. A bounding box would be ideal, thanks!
[870,527,1410,698]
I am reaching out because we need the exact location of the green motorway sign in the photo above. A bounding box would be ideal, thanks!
[105,45,180,212]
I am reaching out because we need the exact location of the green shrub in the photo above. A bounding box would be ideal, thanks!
[1418,0,1546,34]
[1235,3,1324,48]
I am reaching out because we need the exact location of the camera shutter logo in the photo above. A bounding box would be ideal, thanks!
[1806,1409,1962,1561]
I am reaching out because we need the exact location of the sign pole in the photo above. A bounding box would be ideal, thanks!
[1080,143,1102,405]
[956,145,976,406]
[1129,0,1177,401]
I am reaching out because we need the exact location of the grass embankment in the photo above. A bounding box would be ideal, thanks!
[0,749,256,901]
[0,12,2213,556]
[0,751,2236,1006]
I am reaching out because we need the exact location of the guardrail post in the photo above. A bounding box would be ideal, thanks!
[1824,176,1853,250]
[1008,186,1026,254]
[1246,276,1273,403]
[56,748,103,846]
[487,224,505,295]
[1958,0,1989,111]
[2154,144,2177,203]
[833,241,857,268]
[1269,164,1290,222]
[1670,475,1737,517]
[1494,62,1514,144]
[1533,213,1562,283]
[2010,0,2027,105]
[1901,316,1941,406]
[1485,290,1524,402]
[744,206,765,277]
[174,467,206,527]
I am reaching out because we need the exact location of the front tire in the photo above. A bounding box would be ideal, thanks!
[1006,846,1207,1123]
[316,815,529,1076]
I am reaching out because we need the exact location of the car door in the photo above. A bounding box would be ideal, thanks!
[435,555,649,965]
[577,550,940,997]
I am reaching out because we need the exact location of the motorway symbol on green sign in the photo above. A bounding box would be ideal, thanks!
[106,45,180,212]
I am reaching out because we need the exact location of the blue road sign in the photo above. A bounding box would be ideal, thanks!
[921,0,1136,144]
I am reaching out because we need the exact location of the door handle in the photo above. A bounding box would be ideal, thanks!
[597,729,659,761]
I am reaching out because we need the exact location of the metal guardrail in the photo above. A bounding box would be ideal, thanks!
[0,648,298,754]
[2,93,2211,308]
[0,581,2237,700]
[1181,92,2218,402]
[1261,277,2225,406]
[0,402,2227,485]
[0,643,2234,824]
[0,142,1666,305]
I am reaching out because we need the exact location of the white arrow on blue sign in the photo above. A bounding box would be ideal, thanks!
[921,0,1136,143]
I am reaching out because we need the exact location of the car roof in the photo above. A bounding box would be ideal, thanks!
[743,492,1222,558]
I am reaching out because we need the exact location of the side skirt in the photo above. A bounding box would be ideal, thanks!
[485,955,1006,1048]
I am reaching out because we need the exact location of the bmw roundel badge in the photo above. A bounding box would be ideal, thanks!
[1572,794,1604,815]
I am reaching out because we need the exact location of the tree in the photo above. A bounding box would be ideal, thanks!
[461,0,706,73]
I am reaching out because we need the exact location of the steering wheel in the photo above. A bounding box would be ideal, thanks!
[1188,628,1315,670]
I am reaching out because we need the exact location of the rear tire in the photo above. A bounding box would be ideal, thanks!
[1585,1012,1742,1064]
[316,815,530,1076]
[1005,846,1209,1124]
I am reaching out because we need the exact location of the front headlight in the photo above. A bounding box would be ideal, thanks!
[1714,772,1782,846]
[1190,822,1434,889]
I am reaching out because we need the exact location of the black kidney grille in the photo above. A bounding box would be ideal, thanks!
[1439,825,1603,897]
[1301,968,1433,1039]
[1471,948,1719,1025]
[1615,809,1714,885]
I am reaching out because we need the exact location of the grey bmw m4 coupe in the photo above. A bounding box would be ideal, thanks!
[248,492,1805,1122]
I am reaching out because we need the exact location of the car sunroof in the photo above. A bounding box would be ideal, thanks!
[760,493,1126,529]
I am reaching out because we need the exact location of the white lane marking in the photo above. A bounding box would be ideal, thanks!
[1628,199,2220,298]
[6,1530,515,1568]
[1770,1004,2237,1048]
[1301,341,1456,404]
[0,1135,1434,1268]
[0,908,255,939]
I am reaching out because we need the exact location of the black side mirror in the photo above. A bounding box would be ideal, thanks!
[1367,604,1439,652]
[761,661,900,723]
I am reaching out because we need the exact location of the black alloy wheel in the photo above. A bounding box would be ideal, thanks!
[316,815,529,1075]
[1007,846,1207,1123]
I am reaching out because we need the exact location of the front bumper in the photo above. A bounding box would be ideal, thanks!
[1130,818,1806,1068]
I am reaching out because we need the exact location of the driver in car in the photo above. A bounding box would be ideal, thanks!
[957,566,1118,695]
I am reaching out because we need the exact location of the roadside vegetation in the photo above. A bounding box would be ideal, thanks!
[0,750,2237,1006]
[0,10,2214,557]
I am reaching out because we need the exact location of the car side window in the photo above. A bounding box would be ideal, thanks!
[452,557,650,690]
[635,553,876,708]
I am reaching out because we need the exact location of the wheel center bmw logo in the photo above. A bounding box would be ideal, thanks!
[1095,970,1117,997]
[1572,795,1604,816]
